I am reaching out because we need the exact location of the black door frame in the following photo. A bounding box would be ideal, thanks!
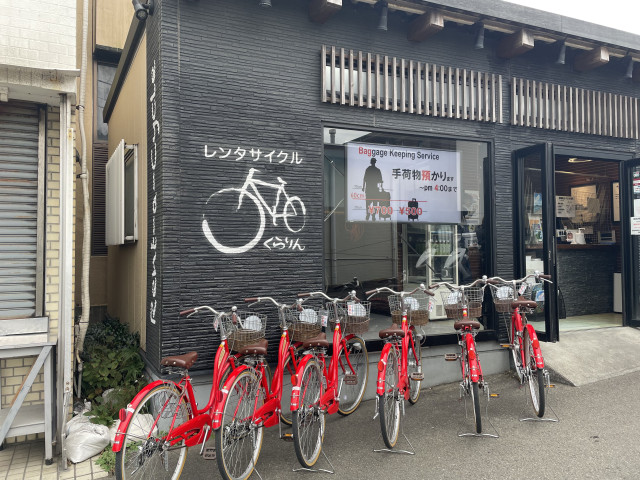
[513,143,558,342]
[621,158,640,328]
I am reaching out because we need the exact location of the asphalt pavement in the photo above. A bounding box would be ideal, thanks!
[176,369,640,480]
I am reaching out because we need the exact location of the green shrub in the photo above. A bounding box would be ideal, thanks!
[95,448,116,475]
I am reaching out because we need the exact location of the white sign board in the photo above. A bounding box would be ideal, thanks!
[631,217,640,235]
[555,195,575,218]
[345,143,461,223]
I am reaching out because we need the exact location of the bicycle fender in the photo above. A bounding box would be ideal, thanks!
[376,343,394,396]
[290,353,316,412]
[465,334,480,383]
[212,364,251,430]
[112,379,183,453]
[524,324,545,369]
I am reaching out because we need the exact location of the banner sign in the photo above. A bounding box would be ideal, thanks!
[346,143,461,223]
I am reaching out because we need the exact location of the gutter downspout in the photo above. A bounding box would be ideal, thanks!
[58,94,74,467]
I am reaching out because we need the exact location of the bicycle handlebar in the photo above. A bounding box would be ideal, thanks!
[298,290,358,303]
[244,296,302,311]
[179,305,237,333]
[428,277,487,291]
[487,271,553,285]
[365,283,433,299]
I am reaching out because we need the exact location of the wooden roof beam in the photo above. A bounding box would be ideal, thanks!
[574,46,609,72]
[497,29,535,59]
[408,9,444,42]
[309,0,342,24]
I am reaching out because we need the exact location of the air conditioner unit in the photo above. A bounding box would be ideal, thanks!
[106,140,138,246]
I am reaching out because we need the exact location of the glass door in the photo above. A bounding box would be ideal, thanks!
[514,144,559,341]
[622,159,640,327]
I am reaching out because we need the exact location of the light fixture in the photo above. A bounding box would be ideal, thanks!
[329,128,336,144]
[625,56,634,79]
[567,157,592,163]
[474,23,485,50]
[555,41,566,65]
[259,0,272,7]
[377,1,388,31]
[132,0,154,21]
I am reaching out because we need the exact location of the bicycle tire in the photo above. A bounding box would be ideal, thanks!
[283,196,306,234]
[292,359,325,468]
[378,348,400,449]
[115,383,190,480]
[202,187,264,255]
[407,328,422,405]
[470,380,482,434]
[215,370,265,480]
[337,336,369,415]
[524,328,546,417]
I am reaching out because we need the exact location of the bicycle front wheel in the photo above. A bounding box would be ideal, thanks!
[378,348,400,449]
[470,380,482,434]
[338,336,369,415]
[115,383,190,480]
[292,359,325,468]
[215,370,265,480]
[509,316,524,379]
[524,328,546,417]
[407,328,422,405]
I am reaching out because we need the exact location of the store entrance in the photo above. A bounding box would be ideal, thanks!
[554,154,622,332]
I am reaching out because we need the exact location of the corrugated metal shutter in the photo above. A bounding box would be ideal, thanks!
[0,101,43,320]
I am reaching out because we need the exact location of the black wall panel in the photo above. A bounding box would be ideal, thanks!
[147,0,639,368]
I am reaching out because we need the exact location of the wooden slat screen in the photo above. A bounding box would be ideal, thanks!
[321,45,502,123]
[511,77,640,139]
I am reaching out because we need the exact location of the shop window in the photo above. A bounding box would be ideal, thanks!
[323,127,489,330]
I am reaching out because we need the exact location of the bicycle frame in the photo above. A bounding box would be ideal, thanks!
[376,310,418,400]
[459,327,482,384]
[213,329,298,430]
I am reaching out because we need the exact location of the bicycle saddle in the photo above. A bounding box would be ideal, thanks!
[301,332,330,349]
[453,320,482,330]
[512,299,537,310]
[379,324,405,339]
[238,338,269,356]
[161,351,198,369]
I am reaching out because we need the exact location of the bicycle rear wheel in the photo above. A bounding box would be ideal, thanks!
[470,380,482,434]
[378,348,400,449]
[115,383,190,480]
[215,370,265,480]
[509,316,524,379]
[292,358,325,468]
[338,336,369,415]
[524,328,546,417]
[407,329,422,405]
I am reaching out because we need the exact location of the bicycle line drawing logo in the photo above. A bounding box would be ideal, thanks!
[202,168,307,254]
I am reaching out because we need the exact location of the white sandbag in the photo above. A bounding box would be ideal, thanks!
[109,414,158,445]
[65,416,110,463]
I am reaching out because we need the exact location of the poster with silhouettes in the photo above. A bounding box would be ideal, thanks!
[345,143,460,223]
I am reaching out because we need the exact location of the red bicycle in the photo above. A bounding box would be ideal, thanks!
[290,290,370,470]
[213,296,309,480]
[113,305,266,480]
[487,272,552,417]
[432,278,489,435]
[365,284,432,450]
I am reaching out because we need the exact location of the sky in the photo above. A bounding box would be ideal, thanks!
[503,0,640,35]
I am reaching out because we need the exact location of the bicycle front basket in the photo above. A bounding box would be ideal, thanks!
[329,301,371,335]
[440,287,483,319]
[388,293,430,326]
[488,283,515,313]
[285,305,323,342]
[223,310,267,352]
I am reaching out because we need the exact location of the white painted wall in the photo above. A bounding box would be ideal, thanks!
[0,0,77,71]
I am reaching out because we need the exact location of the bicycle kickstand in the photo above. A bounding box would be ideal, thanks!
[373,396,416,455]
[457,382,499,438]
[519,370,559,423]
[292,412,335,475]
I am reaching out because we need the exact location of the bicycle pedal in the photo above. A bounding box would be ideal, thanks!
[410,372,424,381]
[500,344,511,349]
[344,374,358,385]
[202,447,216,460]
[489,393,500,398]
[547,384,556,388]
[444,353,458,361]
[281,433,294,442]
